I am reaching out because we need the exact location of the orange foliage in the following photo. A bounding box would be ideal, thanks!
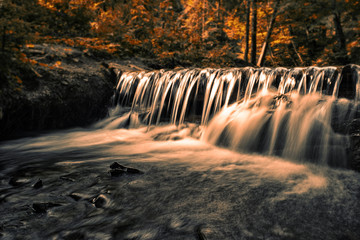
[4,0,358,67]
[15,76,23,84]
[224,10,244,40]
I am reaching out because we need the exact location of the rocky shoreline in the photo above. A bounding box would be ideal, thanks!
[0,44,153,140]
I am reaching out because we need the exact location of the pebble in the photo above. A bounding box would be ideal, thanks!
[92,194,107,208]
[8,177,19,186]
[33,179,43,189]
[68,193,82,201]
[32,202,61,213]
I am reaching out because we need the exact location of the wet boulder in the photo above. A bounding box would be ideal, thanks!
[109,168,126,177]
[338,64,359,100]
[110,162,126,170]
[32,202,61,213]
[68,193,82,201]
[91,194,108,208]
[109,162,143,176]
[33,179,43,189]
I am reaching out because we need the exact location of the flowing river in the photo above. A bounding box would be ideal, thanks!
[1,65,360,239]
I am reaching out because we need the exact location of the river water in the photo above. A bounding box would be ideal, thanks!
[1,66,360,239]
[1,117,360,239]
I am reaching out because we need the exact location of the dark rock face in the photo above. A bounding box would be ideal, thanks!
[110,162,126,170]
[0,44,150,140]
[0,44,115,139]
[8,177,20,187]
[347,119,360,171]
[32,202,61,213]
[68,193,82,201]
[109,168,126,177]
[338,65,360,100]
[92,194,108,208]
[109,162,143,176]
[33,179,43,189]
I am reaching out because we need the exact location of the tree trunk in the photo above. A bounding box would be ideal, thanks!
[332,0,346,51]
[257,0,280,67]
[2,26,5,53]
[244,0,250,62]
[202,0,205,41]
[333,12,346,51]
[288,26,304,65]
[250,0,257,65]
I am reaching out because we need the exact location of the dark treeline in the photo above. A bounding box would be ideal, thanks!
[1,0,360,69]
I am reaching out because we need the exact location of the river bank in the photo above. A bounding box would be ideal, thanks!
[0,44,154,140]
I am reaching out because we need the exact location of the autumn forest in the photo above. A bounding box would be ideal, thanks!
[1,0,360,69]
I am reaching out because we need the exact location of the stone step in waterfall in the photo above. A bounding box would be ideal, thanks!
[108,64,360,170]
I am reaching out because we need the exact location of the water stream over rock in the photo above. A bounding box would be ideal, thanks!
[1,65,360,239]
[112,64,360,168]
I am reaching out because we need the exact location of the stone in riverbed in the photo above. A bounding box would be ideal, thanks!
[109,168,126,177]
[32,203,47,213]
[32,202,61,213]
[9,177,30,186]
[109,162,143,176]
[33,179,43,189]
[194,225,207,240]
[68,193,82,201]
[8,177,19,186]
[110,162,126,170]
[91,194,108,208]
[59,176,75,182]
[126,167,143,174]
[63,231,86,240]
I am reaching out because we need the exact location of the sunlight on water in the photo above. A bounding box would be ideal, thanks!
[2,124,328,195]
[203,93,354,167]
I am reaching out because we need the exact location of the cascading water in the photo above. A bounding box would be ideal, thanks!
[110,64,360,168]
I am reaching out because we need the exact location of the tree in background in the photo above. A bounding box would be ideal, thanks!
[244,0,250,62]
[250,0,257,65]
[1,0,359,68]
[0,0,48,88]
[257,0,280,66]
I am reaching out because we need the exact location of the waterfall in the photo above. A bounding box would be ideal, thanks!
[109,64,360,167]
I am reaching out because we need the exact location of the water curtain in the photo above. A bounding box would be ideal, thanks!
[112,64,360,167]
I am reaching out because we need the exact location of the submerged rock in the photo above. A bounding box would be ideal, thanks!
[109,168,126,177]
[32,202,61,213]
[91,194,108,208]
[68,193,82,201]
[63,231,86,240]
[59,176,75,182]
[33,179,43,189]
[126,167,143,174]
[109,162,143,176]
[110,162,126,170]
[8,177,19,186]
[195,225,207,240]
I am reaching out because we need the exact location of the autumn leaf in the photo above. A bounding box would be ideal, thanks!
[29,59,38,65]
[53,61,62,68]
[15,76,23,84]
[38,62,49,67]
